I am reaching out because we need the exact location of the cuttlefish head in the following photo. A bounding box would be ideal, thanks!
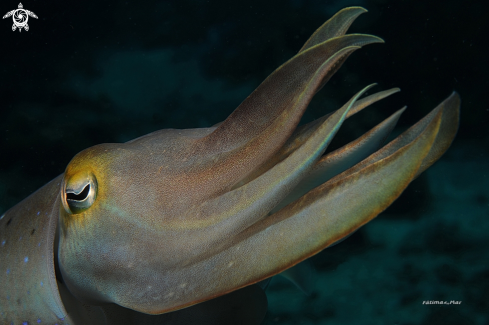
[57,7,460,315]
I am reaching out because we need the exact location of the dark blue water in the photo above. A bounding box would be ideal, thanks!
[0,0,487,324]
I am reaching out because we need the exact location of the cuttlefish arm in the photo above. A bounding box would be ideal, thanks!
[234,87,402,189]
[0,6,460,324]
[203,6,371,153]
[300,6,368,52]
[270,105,406,214]
[149,93,456,314]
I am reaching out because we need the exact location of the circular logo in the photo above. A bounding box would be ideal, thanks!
[13,9,27,27]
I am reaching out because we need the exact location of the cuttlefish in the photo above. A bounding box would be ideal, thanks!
[0,7,459,325]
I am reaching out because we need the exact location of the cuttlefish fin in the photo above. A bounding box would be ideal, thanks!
[300,7,368,52]
[271,106,406,213]
[235,87,401,189]
[100,285,267,325]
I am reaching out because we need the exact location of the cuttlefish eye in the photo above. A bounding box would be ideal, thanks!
[61,171,97,214]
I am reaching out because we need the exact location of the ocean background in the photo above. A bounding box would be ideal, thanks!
[0,0,487,324]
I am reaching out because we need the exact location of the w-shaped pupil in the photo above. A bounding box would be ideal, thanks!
[67,185,90,201]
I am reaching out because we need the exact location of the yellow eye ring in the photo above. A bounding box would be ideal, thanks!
[61,171,98,214]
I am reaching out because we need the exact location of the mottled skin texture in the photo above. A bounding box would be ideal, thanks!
[0,177,69,323]
[0,7,460,325]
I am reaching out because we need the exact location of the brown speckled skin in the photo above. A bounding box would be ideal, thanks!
[0,7,460,324]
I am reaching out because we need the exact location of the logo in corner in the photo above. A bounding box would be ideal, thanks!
[3,3,38,32]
